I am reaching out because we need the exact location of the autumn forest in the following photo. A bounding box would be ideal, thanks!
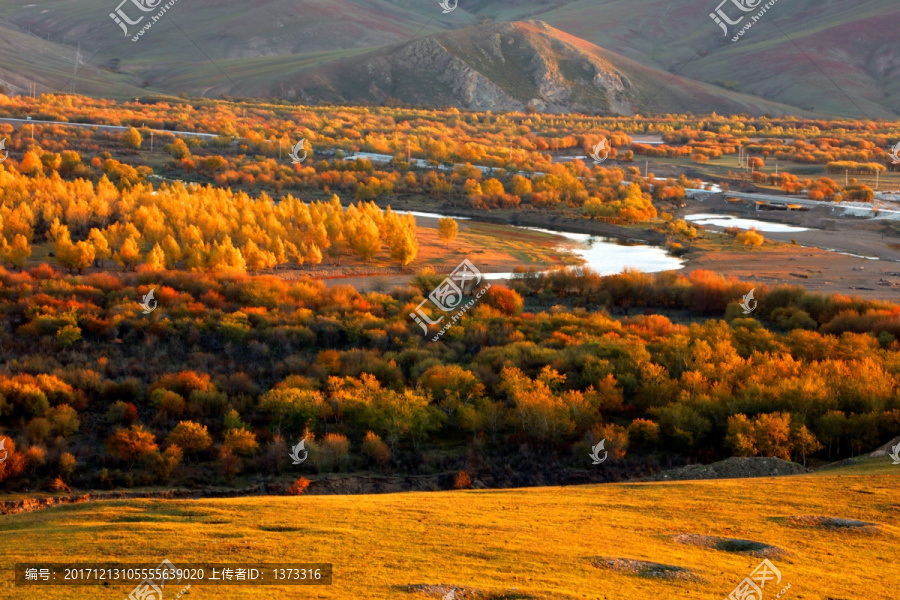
[0,92,899,495]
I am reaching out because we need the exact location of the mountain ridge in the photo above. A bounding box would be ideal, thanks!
[0,0,896,116]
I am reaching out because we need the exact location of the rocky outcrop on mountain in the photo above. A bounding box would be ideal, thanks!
[348,21,636,114]
[396,36,524,112]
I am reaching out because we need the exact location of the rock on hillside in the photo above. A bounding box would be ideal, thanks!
[640,457,808,482]
[276,19,797,116]
[285,20,638,115]
[869,436,900,458]
[392,21,633,114]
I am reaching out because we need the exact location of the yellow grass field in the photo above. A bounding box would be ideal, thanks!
[2,460,898,600]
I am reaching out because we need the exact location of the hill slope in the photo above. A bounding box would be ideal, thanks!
[0,22,146,99]
[144,21,805,115]
[3,461,898,599]
[0,0,898,115]
[535,0,900,117]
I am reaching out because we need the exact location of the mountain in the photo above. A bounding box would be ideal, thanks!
[172,20,798,116]
[0,0,897,116]
[535,0,900,118]
[0,21,146,99]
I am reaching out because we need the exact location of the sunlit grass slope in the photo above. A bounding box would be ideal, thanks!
[2,460,898,599]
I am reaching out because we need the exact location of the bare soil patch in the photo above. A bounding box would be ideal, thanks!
[785,515,880,533]
[592,557,699,581]
[407,585,483,598]
[640,457,807,482]
[405,584,534,599]
[672,534,785,558]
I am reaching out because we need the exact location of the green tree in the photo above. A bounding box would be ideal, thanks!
[363,389,444,451]
[150,445,183,482]
[223,429,259,456]
[627,418,660,452]
[725,414,757,456]
[753,412,792,460]
[791,424,822,466]
[500,367,575,442]
[166,421,212,453]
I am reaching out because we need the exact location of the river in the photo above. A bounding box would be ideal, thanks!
[410,210,685,278]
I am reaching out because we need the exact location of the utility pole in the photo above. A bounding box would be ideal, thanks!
[645,160,648,178]
[875,168,879,191]
[407,138,411,164]
[845,169,849,186]
[150,130,154,153]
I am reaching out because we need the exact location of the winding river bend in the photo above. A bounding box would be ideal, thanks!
[411,210,685,278]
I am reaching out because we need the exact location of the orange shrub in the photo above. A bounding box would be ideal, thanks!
[453,470,472,489]
[288,477,310,496]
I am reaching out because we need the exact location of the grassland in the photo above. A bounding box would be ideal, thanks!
[3,459,897,599]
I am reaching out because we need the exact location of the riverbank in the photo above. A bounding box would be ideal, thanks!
[678,193,900,302]
[370,196,670,245]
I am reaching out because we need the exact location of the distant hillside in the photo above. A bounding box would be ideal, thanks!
[139,21,804,116]
[535,0,900,118]
[0,0,897,116]
[0,0,445,60]
[0,21,145,99]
